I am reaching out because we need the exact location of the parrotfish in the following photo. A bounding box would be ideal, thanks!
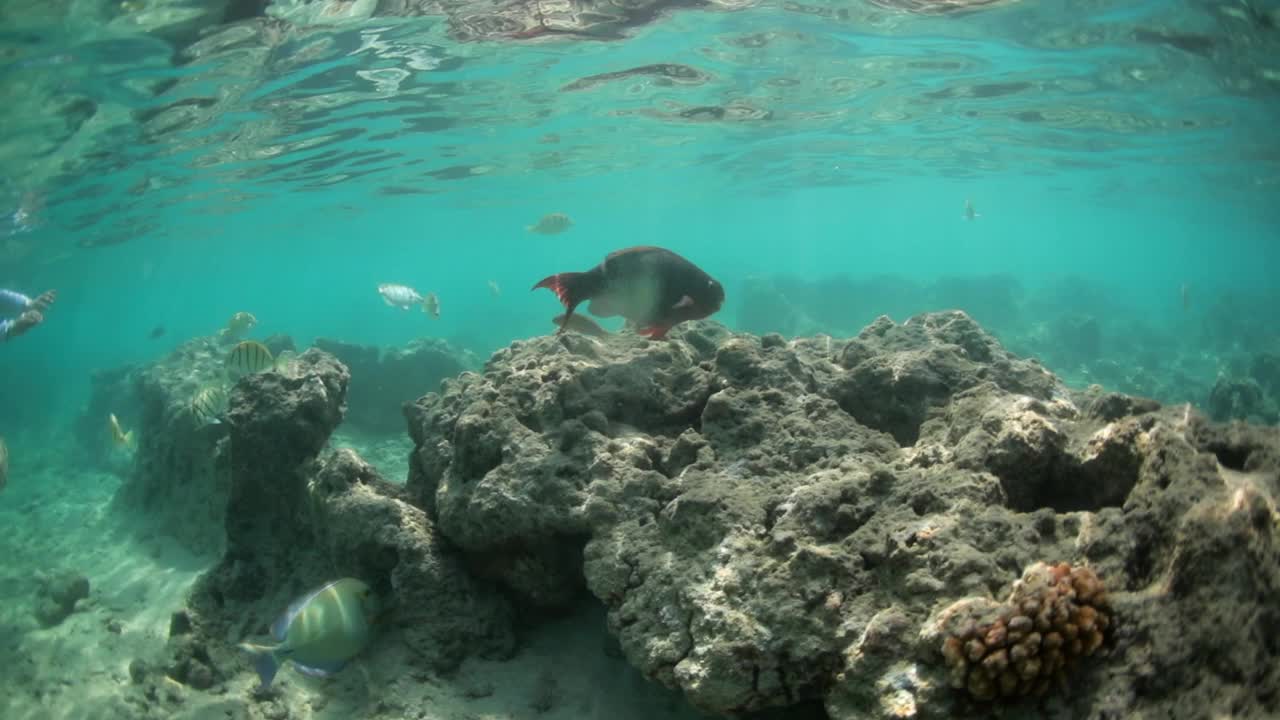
[239,578,380,689]
[533,246,724,340]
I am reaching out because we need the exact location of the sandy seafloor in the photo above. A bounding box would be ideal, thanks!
[0,429,709,720]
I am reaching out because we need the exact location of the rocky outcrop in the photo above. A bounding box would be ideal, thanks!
[183,348,513,685]
[314,337,475,434]
[111,336,232,555]
[405,311,1280,719]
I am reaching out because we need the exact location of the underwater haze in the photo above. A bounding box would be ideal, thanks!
[2,0,1280,718]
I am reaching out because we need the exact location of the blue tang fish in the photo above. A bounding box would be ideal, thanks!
[239,578,379,688]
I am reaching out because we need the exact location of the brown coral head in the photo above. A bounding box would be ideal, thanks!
[939,561,1111,703]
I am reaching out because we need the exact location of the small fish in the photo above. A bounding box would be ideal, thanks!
[226,340,274,376]
[488,280,502,298]
[0,436,8,492]
[190,385,229,425]
[534,246,724,340]
[239,578,380,689]
[963,199,980,221]
[424,292,440,319]
[219,311,257,342]
[1180,283,1190,312]
[273,349,299,376]
[553,313,610,338]
[148,325,166,340]
[108,413,135,448]
[526,212,573,235]
[378,283,435,314]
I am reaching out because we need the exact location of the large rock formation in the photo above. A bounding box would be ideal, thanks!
[181,348,513,687]
[405,311,1280,719]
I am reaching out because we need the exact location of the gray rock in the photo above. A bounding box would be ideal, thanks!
[34,570,90,627]
[183,348,512,681]
[403,312,1280,719]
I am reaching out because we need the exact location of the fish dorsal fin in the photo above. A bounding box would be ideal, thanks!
[272,580,340,641]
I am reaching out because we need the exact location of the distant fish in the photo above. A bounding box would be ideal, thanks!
[553,313,610,338]
[0,436,8,492]
[488,280,501,298]
[1180,283,1190,312]
[148,325,166,340]
[219,311,257,342]
[378,283,435,314]
[534,246,724,340]
[226,340,274,377]
[526,213,573,235]
[424,292,440,319]
[239,578,380,689]
[189,385,229,425]
[964,198,980,221]
[108,413,135,449]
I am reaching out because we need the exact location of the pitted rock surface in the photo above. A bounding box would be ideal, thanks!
[406,312,1280,718]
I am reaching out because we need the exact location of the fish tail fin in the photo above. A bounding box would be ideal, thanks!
[533,272,591,310]
[124,430,135,448]
[239,643,281,688]
[422,300,431,314]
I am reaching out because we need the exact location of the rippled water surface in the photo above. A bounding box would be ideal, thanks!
[1,0,1278,420]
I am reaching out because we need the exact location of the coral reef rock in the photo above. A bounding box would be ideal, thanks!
[35,570,90,627]
[112,336,233,555]
[184,348,513,683]
[314,337,476,434]
[405,311,1280,719]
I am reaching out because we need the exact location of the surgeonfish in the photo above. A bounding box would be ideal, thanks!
[108,413,135,448]
[526,212,573,235]
[534,246,724,340]
[239,578,379,689]
[226,340,274,377]
[0,436,8,492]
[552,313,610,338]
[377,283,434,313]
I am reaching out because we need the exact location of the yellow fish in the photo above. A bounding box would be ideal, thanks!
[219,311,258,342]
[190,384,229,425]
[526,212,573,235]
[108,413,135,448]
[239,578,380,689]
[0,436,8,492]
[226,340,274,377]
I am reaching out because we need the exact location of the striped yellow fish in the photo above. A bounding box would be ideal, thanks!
[226,340,274,377]
[190,384,229,425]
[0,436,8,492]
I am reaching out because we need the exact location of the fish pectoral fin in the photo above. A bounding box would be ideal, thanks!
[672,295,694,309]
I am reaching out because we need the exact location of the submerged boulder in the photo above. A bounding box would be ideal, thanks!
[184,348,513,684]
[405,312,1280,719]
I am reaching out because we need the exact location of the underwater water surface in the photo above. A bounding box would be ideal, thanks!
[1,0,1278,718]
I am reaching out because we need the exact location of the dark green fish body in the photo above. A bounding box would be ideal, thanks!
[0,436,8,492]
[534,246,724,339]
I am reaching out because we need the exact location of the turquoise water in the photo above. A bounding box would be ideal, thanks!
[0,0,1278,715]
[3,2,1278,433]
